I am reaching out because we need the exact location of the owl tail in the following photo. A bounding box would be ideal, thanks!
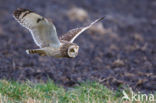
[26,49,46,56]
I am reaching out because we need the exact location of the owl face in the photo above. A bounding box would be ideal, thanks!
[67,44,79,58]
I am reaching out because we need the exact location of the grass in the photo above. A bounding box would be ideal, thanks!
[0,80,155,103]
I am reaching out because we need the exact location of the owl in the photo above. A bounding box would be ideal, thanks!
[13,8,104,58]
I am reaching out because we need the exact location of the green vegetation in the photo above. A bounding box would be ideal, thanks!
[0,80,155,103]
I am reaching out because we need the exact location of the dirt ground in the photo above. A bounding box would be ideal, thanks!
[0,0,155,93]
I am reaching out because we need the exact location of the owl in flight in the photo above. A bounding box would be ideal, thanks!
[13,8,104,58]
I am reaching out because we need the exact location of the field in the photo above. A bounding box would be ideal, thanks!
[0,0,155,102]
[0,80,116,103]
[1,80,155,103]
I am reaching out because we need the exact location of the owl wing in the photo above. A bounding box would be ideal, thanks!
[60,17,105,43]
[13,8,60,48]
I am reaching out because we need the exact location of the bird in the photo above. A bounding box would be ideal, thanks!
[13,8,104,58]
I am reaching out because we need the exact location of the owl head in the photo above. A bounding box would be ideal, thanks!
[67,44,79,58]
[60,43,79,58]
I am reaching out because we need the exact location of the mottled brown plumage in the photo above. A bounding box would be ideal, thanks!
[60,28,83,42]
[13,8,33,19]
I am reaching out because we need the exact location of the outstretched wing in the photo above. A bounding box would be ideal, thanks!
[60,17,105,43]
[13,8,60,48]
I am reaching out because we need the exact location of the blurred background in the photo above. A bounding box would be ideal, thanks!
[0,0,155,93]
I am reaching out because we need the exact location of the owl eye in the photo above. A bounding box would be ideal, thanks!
[70,48,75,52]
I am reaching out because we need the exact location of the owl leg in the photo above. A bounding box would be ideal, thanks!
[26,49,46,56]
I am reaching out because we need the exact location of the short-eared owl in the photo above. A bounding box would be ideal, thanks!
[13,8,104,58]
